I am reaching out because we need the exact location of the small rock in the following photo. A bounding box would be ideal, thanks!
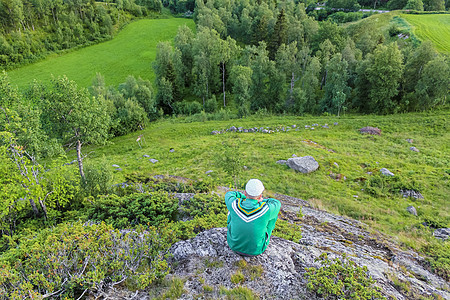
[292,154,297,158]
[407,206,418,216]
[367,172,373,175]
[360,126,381,135]
[169,148,175,153]
[334,122,338,126]
[112,164,120,168]
[143,154,150,158]
[262,129,269,133]
[333,162,339,168]
[311,127,315,130]
[276,160,287,165]
[149,159,158,164]
[353,195,359,198]
[433,228,450,241]
[228,126,237,132]
[410,147,419,152]
[115,168,122,171]
[380,168,394,176]
[305,125,310,128]
[406,139,413,144]
[292,125,296,128]
[401,190,424,199]
[153,175,164,179]
[313,123,318,126]
[211,130,220,135]
[237,127,243,132]
[205,170,213,174]
[322,125,329,129]
[243,166,248,170]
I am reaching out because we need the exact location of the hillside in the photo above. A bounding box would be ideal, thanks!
[81,111,449,248]
[6,18,195,90]
[401,14,450,53]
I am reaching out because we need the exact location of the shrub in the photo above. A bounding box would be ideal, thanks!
[83,160,113,197]
[180,194,227,219]
[88,191,178,228]
[306,253,385,300]
[0,222,172,299]
[205,96,217,113]
[422,241,450,281]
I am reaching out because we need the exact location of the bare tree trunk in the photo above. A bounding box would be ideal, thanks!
[76,140,86,184]
[38,198,48,219]
[26,196,40,216]
[222,62,226,107]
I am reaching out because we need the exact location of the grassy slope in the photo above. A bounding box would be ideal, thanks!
[76,111,449,249]
[401,14,450,54]
[7,17,195,90]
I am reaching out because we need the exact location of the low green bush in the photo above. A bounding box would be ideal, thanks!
[0,222,171,299]
[180,194,227,218]
[88,191,178,228]
[306,253,385,300]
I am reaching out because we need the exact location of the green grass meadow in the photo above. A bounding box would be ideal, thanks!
[401,14,450,53]
[73,111,449,249]
[7,18,195,90]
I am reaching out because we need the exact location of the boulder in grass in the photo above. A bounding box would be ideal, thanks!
[149,159,158,164]
[380,168,394,176]
[407,206,418,216]
[360,126,381,135]
[112,164,120,168]
[287,156,319,174]
[406,138,413,144]
[410,147,419,152]
[433,228,450,241]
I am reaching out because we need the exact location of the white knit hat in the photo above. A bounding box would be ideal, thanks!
[245,179,265,197]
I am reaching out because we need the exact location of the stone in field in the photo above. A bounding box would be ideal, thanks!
[276,160,287,165]
[410,147,419,152]
[407,206,417,216]
[380,168,394,176]
[360,126,381,135]
[433,228,450,241]
[149,159,158,164]
[287,156,319,173]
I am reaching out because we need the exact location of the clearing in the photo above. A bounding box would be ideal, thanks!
[7,18,195,90]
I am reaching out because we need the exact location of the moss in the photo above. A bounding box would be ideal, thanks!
[231,270,246,284]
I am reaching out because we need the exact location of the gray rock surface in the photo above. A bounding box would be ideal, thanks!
[287,156,319,173]
[380,168,395,176]
[407,206,418,216]
[433,228,450,241]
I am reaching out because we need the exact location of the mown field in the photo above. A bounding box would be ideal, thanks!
[401,14,450,53]
[78,111,450,250]
[7,18,195,90]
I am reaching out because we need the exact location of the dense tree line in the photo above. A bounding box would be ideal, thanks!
[153,0,449,116]
[0,0,162,69]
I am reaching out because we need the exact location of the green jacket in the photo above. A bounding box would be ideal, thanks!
[225,191,281,256]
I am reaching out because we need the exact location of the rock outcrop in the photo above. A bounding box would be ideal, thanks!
[165,194,449,300]
[104,191,449,300]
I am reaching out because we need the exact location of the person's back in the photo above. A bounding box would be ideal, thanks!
[225,179,281,256]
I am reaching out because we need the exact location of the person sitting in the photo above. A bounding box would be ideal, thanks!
[224,179,281,256]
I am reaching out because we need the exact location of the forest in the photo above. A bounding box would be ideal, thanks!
[0,0,449,298]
